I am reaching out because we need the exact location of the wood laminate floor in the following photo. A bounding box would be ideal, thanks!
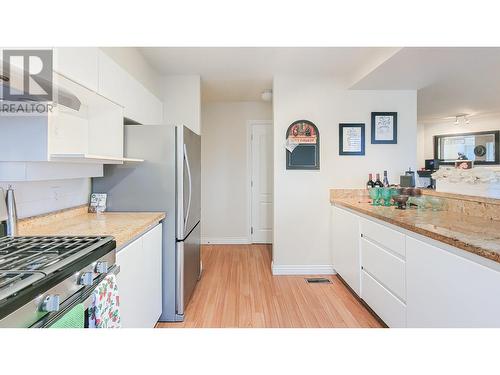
[156,244,382,328]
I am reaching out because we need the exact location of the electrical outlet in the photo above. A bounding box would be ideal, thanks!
[51,186,61,201]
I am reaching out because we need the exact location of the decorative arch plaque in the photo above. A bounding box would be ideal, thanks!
[285,120,320,170]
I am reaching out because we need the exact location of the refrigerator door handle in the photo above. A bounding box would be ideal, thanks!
[183,143,192,234]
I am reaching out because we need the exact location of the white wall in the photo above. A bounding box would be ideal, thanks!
[201,101,272,243]
[419,113,500,165]
[161,75,201,134]
[273,75,417,268]
[0,178,90,219]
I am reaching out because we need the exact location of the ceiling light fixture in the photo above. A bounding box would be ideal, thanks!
[453,114,471,125]
[261,89,273,102]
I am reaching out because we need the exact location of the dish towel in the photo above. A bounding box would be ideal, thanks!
[89,274,121,328]
[50,303,85,329]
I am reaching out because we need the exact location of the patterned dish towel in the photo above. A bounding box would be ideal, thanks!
[89,274,121,328]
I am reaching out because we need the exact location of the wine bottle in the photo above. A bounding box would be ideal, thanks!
[366,173,375,189]
[383,170,389,187]
[374,173,383,187]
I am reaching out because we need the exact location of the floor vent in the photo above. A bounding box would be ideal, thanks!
[305,278,331,284]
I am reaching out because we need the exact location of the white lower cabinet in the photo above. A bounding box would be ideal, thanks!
[116,224,163,328]
[361,270,406,328]
[331,206,361,295]
[361,238,406,301]
[332,204,500,328]
[406,236,500,328]
[360,236,407,327]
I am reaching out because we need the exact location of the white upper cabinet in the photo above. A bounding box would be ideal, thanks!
[0,73,124,162]
[98,50,163,125]
[53,48,99,92]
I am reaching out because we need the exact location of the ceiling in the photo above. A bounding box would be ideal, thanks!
[140,47,500,121]
[139,47,399,102]
[351,47,500,122]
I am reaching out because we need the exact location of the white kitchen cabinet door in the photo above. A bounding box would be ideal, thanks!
[361,237,406,301]
[87,94,124,159]
[116,224,163,328]
[48,73,124,160]
[98,50,163,125]
[140,223,163,325]
[361,270,406,328]
[53,48,99,92]
[331,206,361,295]
[115,236,142,328]
[406,236,500,328]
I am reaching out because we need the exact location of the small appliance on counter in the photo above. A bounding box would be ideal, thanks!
[400,167,416,187]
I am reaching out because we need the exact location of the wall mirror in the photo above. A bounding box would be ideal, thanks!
[434,130,500,165]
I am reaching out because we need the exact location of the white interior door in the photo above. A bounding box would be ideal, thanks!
[251,123,273,243]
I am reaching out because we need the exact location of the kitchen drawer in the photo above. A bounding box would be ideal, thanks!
[360,218,405,257]
[361,270,406,328]
[361,237,406,301]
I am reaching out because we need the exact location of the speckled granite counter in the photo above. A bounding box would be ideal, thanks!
[18,206,165,250]
[330,193,500,264]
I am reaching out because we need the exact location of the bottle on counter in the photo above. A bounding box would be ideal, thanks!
[366,173,375,189]
[374,173,384,187]
[383,170,390,187]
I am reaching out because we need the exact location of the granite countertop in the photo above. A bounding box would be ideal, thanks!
[18,206,165,250]
[331,197,500,264]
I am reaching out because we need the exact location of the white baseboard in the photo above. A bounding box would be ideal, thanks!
[202,237,250,245]
[271,263,336,276]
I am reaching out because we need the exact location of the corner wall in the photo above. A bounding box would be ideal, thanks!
[272,75,417,270]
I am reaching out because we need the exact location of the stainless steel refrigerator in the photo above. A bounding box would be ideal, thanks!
[92,125,201,322]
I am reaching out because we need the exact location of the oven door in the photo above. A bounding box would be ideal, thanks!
[31,264,120,328]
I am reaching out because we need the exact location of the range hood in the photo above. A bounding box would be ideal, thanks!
[0,61,81,111]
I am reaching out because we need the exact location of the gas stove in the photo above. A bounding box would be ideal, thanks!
[0,235,116,328]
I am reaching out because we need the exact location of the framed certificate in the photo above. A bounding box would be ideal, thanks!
[371,112,397,144]
[339,123,365,156]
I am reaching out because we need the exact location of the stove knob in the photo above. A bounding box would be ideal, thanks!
[95,261,108,274]
[79,272,94,286]
[40,294,60,312]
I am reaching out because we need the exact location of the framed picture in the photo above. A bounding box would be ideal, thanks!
[339,123,365,156]
[88,193,107,213]
[371,112,397,144]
